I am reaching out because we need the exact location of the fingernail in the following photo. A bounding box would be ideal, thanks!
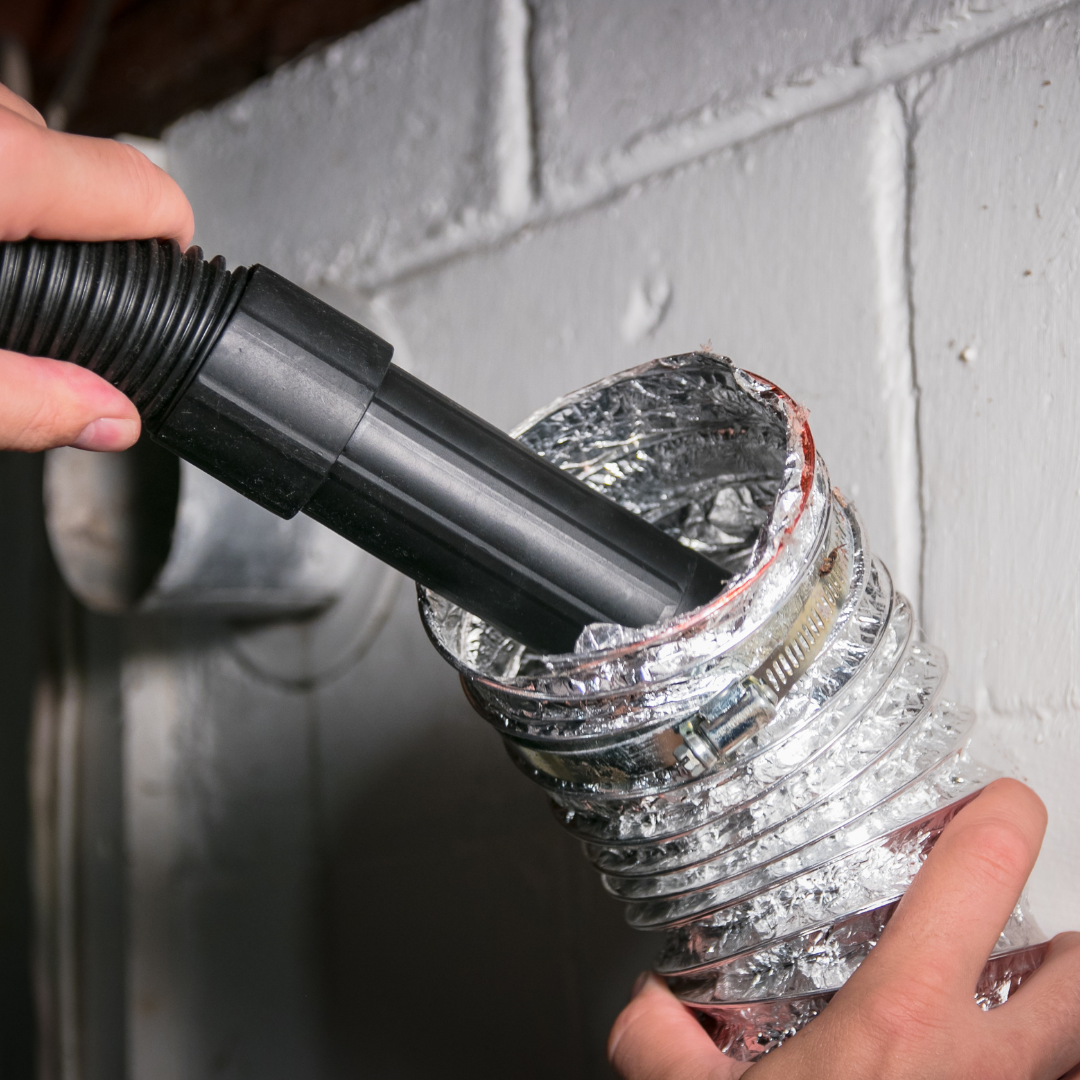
[631,971,651,998]
[71,418,140,452]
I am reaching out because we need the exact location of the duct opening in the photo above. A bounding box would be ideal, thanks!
[422,353,803,682]
[515,354,790,583]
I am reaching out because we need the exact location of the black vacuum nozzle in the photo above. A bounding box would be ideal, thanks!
[0,239,728,653]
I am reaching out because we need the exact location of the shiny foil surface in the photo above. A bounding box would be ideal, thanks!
[419,353,1046,1061]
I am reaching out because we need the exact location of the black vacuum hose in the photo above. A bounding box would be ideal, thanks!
[0,238,728,653]
[0,239,247,428]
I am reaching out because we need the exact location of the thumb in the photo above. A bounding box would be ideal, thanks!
[0,351,140,452]
[608,973,752,1080]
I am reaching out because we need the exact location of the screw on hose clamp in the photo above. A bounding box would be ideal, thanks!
[674,677,779,777]
[672,544,849,778]
[673,720,719,777]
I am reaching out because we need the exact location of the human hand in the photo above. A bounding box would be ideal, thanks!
[0,85,194,452]
[609,779,1080,1080]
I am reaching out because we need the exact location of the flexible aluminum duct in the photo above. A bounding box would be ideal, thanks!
[420,352,1048,1061]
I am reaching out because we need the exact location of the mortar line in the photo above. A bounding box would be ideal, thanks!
[900,83,928,622]
[523,0,542,205]
[492,0,534,220]
[870,87,922,610]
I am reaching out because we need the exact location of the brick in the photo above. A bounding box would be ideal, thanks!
[165,0,501,285]
[530,0,1024,196]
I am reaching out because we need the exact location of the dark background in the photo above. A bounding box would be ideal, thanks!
[0,456,47,1079]
[0,2,424,1075]
[0,0,415,136]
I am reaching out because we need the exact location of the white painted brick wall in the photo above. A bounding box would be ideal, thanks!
[125,0,1080,1073]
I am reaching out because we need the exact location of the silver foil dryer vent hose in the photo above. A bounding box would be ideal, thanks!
[420,353,1049,1061]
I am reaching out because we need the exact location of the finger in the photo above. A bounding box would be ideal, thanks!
[857,779,1046,998]
[0,85,46,127]
[608,973,751,1080]
[992,932,1080,1080]
[0,351,140,452]
[0,108,193,246]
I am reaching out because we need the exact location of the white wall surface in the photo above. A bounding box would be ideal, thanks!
[911,7,1080,935]
[112,0,1080,1074]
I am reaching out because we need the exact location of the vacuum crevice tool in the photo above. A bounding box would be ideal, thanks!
[0,238,729,653]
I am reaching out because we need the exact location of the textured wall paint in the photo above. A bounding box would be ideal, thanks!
[119,0,1080,1074]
